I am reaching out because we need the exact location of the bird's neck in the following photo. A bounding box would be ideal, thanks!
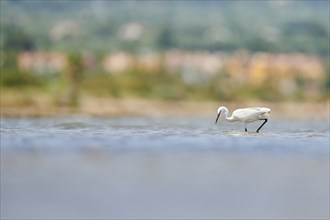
[226,115,236,122]
[221,107,236,122]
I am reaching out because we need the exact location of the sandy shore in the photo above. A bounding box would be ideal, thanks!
[1,92,329,118]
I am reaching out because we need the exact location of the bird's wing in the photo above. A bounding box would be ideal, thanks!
[233,107,270,121]
[233,108,260,118]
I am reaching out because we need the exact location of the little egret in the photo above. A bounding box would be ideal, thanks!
[215,106,271,132]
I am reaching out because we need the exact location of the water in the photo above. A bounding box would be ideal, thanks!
[1,116,329,219]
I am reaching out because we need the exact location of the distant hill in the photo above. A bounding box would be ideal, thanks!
[1,0,329,55]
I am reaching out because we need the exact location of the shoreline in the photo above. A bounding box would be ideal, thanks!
[1,94,329,119]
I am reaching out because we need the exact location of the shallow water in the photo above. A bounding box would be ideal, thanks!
[1,116,329,219]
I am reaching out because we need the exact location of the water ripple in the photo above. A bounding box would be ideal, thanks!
[1,117,329,156]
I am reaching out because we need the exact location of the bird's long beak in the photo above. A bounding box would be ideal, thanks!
[215,111,221,124]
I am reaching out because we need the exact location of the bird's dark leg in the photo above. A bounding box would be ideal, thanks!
[245,123,247,132]
[256,119,268,133]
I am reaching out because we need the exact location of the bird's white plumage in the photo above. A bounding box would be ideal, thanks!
[232,107,270,122]
[215,106,271,132]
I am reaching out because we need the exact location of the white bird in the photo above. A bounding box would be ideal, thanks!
[215,106,271,133]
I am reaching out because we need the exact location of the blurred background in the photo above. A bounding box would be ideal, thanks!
[1,1,329,219]
[1,0,329,116]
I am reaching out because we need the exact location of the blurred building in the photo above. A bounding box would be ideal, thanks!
[49,20,80,41]
[102,50,325,82]
[102,52,135,73]
[18,51,68,74]
[118,22,145,41]
[164,50,224,76]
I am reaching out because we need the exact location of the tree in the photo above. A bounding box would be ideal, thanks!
[2,24,35,51]
[65,53,84,107]
[156,26,175,50]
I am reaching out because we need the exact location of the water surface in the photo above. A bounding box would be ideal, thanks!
[1,116,329,219]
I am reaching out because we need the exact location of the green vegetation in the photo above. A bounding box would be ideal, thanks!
[2,62,325,104]
[1,1,329,105]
